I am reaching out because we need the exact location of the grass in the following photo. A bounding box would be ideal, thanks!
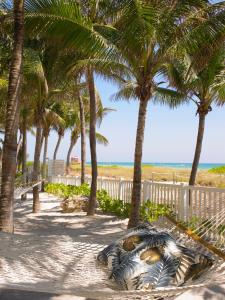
[208,166,225,174]
[70,163,225,188]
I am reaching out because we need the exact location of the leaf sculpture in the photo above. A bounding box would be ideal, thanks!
[97,223,213,290]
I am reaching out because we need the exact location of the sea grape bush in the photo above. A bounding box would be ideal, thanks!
[140,200,172,222]
[45,183,90,198]
[45,183,169,221]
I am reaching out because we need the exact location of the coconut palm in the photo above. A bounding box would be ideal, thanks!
[65,94,112,175]
[24,0,121,216]
[0,0,24,233]
[52,103,68,161]
[23,49,48,212]
[165,49,225,185]
[24,0,225,223]
[41,105,65,180]
[90,0,211,228]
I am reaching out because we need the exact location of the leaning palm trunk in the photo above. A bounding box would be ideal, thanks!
[21,114,27,200]
[189,112,206,186]
[66,136,78,175]
[53,134,62,160]
[0,0,24,233]
[41,132,49,191]
[128,98,149,229]
[42,133,49,180]
[86,67,97,215]
[16,131,23,160]
[32,121,42,213]
[78,93,86,184]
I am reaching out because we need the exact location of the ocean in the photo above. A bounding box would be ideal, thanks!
[90,162,225,170]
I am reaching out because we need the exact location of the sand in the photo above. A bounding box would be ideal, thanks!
[0,192,224,299]
[0,193,128,298]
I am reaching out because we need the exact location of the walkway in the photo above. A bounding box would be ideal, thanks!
[0,193,224,299]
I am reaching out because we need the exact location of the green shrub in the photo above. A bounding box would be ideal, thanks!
[45,183,169,221]
[140,200,171,222]
[208,166,225,174]
[45,183,90,198]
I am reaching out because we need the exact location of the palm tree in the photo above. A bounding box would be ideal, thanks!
[41,105,65,180]
[78,89,86,184]
[53,127,65,160]
[92,1,204,228]
[65,89,112,176]
[24,0,119,215]
[165,49,225,185]
[24,0,225,224]
[23,49,49,212]
[0,0,24,233]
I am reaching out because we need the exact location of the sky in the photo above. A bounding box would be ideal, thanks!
[26,0,225,164]
[26,75,225,163]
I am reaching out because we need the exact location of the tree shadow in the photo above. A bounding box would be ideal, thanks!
[0,193,127,295]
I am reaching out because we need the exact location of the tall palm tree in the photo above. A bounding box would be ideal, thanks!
[24,0,119,215]
[78,89,86,184]
[165,49,225,185]
[65,91,112,175]
[0,0,24,233]
[92,0,210,228]
[41,105,65,179]
[23,49,49,212]
[24,0,225,224]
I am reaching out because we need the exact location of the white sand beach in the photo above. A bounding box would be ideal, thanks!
[0,193,224,299]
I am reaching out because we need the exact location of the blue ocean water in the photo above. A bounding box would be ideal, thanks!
[91,162,225,170]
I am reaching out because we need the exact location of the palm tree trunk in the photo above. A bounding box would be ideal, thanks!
[53,134,62,160]
[66,138,76,175]
[0,0,24,233]
[86,67,97,215]
[42,134,49,179]
[78,94,86,184]
[16,131,23,160]
[128,98,148,229]
[32,122,42,213]
[41,133,49,191]
[21,114,27,201]
[189,113,206,186]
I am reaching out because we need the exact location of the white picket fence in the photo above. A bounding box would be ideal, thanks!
[49,175,225,223]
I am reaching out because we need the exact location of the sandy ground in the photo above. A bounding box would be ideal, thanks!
[0,193,128,298]
[0,192,224,299]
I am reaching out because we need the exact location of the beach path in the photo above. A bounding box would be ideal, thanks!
[0,192,127,298]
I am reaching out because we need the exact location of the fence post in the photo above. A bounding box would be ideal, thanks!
[151,173,154,182]
[142,180,148,202]
[118,178,123,200]
[100,176,103,190]
[173,173,176,184]
[179,184,189,222]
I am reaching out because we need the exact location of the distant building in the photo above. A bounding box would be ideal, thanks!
[71,156,80,163]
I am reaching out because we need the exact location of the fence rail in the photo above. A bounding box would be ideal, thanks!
[49,175,225,224]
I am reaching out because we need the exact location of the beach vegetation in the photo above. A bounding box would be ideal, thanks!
[1,0,225,232]
[166,50,225,186]
[209,166,225,174]
[45,182,170,221]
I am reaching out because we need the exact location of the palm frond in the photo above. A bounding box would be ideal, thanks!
[111,81,138,102]
[86,130,108,146]
[25,0,115,59]
[153,87,188,108]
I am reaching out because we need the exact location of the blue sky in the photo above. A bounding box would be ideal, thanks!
[26,75,225,163]
[26,0,225,163]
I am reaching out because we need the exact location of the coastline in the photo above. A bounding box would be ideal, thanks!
[86,162,225,170]
[72,163,225,187]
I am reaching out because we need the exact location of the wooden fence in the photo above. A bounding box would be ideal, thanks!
[49,175,225,223]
